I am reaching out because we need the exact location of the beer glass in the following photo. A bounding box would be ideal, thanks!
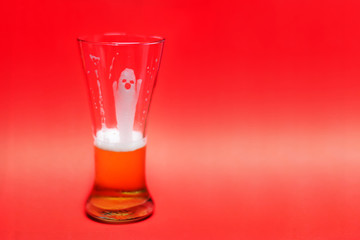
[77,33,164,223]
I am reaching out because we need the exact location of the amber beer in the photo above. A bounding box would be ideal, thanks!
[94,146,146,191]
[86,143,152,222]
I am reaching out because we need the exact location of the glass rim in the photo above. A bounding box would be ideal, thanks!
[77,33,165,46]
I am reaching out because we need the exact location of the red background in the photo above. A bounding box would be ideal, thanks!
[1,0,360,239]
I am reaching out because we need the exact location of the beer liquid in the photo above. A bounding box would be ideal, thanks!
[86,129,153,223]
[94,146,146,191]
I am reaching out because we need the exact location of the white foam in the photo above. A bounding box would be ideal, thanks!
[94,127,146,152]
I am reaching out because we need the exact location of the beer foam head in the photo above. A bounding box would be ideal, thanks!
[94,127,146,152]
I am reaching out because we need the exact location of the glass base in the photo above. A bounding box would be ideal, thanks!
[86,190,154,223]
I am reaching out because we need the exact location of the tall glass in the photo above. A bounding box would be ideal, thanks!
[77,33,164,223]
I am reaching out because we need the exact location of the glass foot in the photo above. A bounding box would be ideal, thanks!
[86,194,154,223]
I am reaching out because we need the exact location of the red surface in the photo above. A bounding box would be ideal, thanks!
[1,0,360,239]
